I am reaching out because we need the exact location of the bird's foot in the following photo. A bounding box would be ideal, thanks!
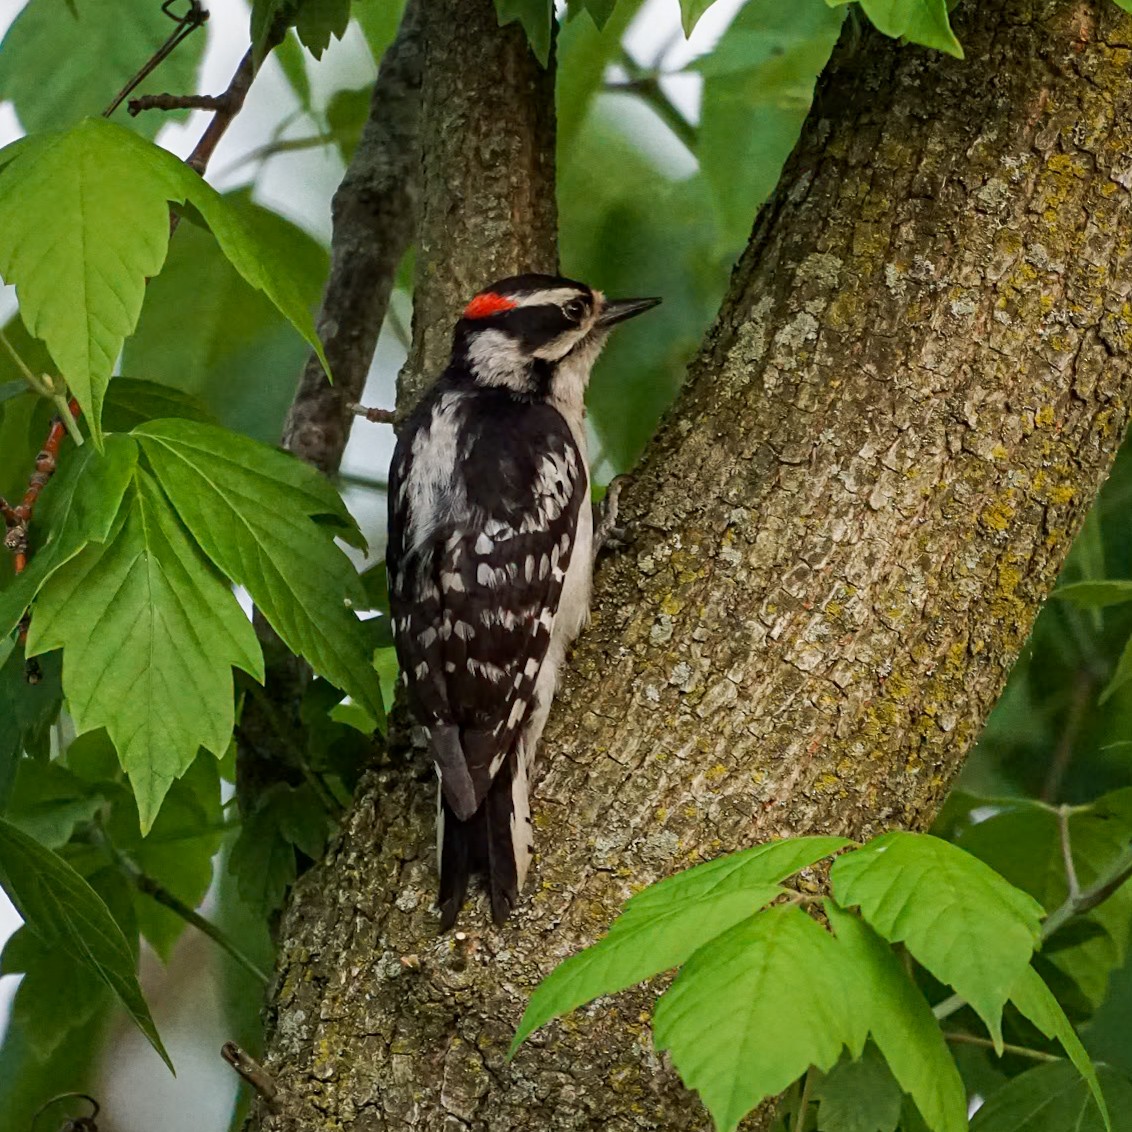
[593,474,633,558]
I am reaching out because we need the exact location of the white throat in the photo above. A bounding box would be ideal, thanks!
[549,331,606,432]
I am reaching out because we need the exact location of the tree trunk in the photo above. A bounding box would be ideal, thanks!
[395,0,557,411]
[250,1,1132,1129]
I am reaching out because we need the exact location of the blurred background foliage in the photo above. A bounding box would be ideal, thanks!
[0,0,1130,1129]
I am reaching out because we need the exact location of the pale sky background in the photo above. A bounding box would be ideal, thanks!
[0,0,741,1127]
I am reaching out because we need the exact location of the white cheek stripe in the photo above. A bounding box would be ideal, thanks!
[466,329,530,391]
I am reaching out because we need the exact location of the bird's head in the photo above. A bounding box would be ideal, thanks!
[450,273,660,403]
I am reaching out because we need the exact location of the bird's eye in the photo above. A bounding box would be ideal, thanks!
[563,298,587,322]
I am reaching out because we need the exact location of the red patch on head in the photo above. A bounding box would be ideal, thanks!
[463,292,518,319]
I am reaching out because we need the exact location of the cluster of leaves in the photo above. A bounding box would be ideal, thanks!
[517,817,1132,1132]
[0,0,391,1107]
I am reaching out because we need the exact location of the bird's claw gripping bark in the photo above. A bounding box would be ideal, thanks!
[594,474,632,558]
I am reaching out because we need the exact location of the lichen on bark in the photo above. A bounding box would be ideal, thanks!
[250,2,1132,1129]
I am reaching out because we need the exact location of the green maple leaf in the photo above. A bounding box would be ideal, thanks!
[513,836,852,1051]
[0,817,170,1067]
[0,118,328,445]
[134,418,381,721]
[831,831,1043,1047]
[0,122,184,445]
[653,904,862,1132]
[26,464,263,829]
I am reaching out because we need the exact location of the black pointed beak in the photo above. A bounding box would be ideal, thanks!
[596,296,662,328]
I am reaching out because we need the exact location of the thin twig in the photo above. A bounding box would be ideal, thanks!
[0,328,40,388]
[103,0,209,120]
[648,24,685,71]
[335,469,390,493]
[49,391,83,446]
[279,0,422,473]
[222,1042,284,1114]
[1045,843,1132,932]
[129,91,229,115]
[131,871,271,984]
[944,1031,1062,1062]
[30,1092,100,1131]
[2,400,82,576]
[609,48,697,154]
[0,274,84,453]
[1058,805,1081,901]
[215,132,334,177]
[347,402,397,425]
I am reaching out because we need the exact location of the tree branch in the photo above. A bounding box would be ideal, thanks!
[395,0,557,411]
[222,1042,284,1115]
[346,402,396,425]
[280,0,424,474]
[181,48,255,180]
[128,91,230,114]
[233,0,423,827]
[102,0,209,120]
[1,399,81,576]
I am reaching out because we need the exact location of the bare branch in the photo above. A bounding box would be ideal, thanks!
[182,48,255,178]
[347,401,396,425]
[128,91,230,114]
[2,399,81,577]
[102,0,209,120]
[222,1042,284,1114]
[1058,804,1082,901]
[280,0,424,473]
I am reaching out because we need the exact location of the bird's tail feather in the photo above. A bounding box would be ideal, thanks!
[437,749,532,929]
[438,794,475,931]
[430,724,477,821]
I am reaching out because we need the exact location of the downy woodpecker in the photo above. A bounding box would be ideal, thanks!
[386,273,660,928]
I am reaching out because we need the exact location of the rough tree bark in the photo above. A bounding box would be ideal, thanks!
[395,0,557,410]
[250,0,1132,1128]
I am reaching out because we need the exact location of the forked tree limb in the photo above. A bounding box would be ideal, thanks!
[280,0,424,474]
[251,1,1132,1129]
